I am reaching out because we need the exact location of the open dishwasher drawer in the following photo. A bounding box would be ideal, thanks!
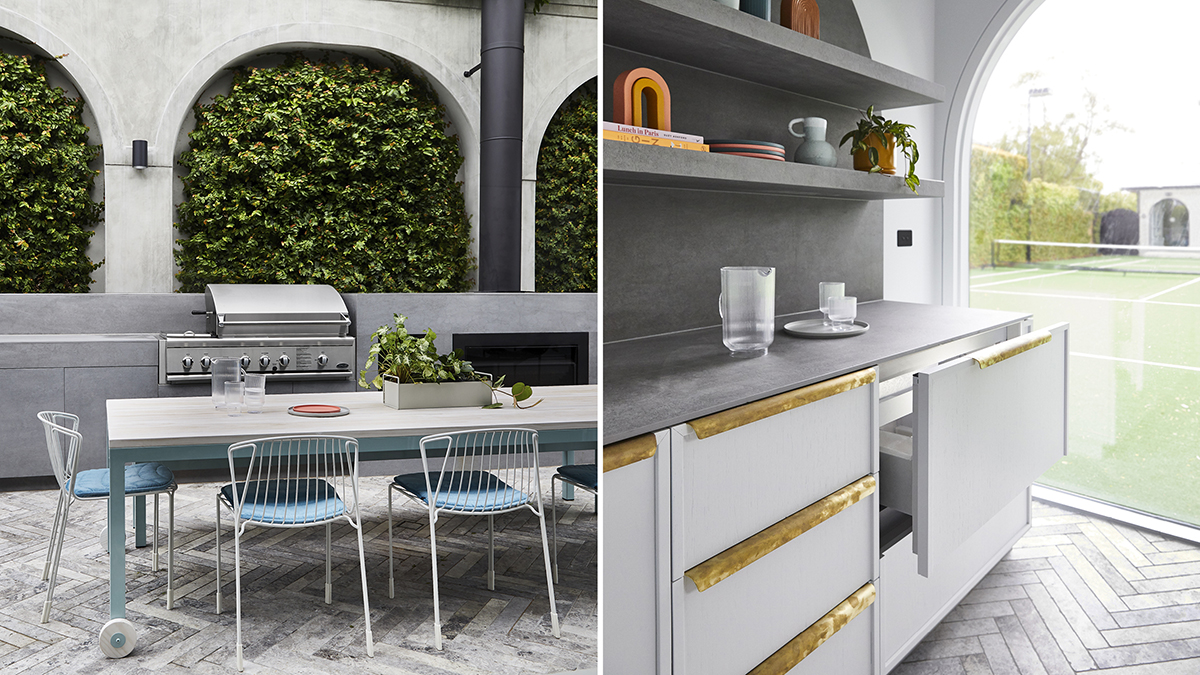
[878,322,1068,578]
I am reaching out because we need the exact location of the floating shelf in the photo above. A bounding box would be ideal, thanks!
[606,0,944,110]
[604,141,943,200]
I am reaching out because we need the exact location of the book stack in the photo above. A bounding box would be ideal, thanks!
[602,122,708,152]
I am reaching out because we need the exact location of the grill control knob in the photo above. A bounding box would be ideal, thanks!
[278,354,290,368]
[182,356,194,370]
[317,354,329,367]
[239,355,251,369]
[199,356,212,370]
[259,355,271,368]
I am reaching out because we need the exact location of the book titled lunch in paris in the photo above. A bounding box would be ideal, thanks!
[603,121,704,144]
[603,128,709,152]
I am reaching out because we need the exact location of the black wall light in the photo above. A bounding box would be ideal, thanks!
[132,140,148,170]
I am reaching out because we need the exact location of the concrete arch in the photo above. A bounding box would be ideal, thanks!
[0,8,119,164]
[154,23,479,169]
[522,59,597,180]
[939,0,1046,305]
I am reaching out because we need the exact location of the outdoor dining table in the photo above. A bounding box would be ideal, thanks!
[101,384,598,656]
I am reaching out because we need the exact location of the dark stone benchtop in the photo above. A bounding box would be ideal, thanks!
[603,300,1030,444]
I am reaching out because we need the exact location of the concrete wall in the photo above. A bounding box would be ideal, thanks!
[0,0,597,292]
[0,291,596,480]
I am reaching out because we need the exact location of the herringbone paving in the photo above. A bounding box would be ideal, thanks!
[0,468,596,673]
[896,500,1200,674]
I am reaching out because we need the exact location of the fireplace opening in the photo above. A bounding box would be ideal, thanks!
[452,332,588,386]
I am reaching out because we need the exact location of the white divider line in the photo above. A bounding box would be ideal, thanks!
[1140,276,1200,302]
[971,289,1200,309]
[971,268,1043,280]
[971,269,1080,289]
[1071,352,1200,374]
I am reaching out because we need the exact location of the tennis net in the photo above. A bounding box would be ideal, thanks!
[988,239,1200,276]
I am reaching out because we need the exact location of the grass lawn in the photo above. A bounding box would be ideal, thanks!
[971,256,1200,525]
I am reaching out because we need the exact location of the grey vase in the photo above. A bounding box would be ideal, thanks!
[788,117,838,167]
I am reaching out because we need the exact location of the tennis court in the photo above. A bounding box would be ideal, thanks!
[971,241,1200,526]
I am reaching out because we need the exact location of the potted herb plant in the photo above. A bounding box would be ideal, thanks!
[358,314,539,409]
[839,106,920,194]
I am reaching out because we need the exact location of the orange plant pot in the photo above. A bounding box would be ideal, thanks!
[852,133,896,175]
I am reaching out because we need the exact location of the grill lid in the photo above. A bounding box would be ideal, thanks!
[204,284,350,338]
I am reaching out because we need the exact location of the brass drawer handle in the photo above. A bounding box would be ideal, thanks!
[971,329,1051,369]
[749,582,876,675]
[684,475,876,592]
[687,368,876,440]
[603,433,657,473]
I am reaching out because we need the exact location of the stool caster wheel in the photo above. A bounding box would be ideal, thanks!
[99,618,137,658]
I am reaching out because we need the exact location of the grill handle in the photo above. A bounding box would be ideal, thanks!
[192,310,209,315]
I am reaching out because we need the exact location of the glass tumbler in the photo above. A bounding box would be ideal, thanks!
[828,295,858,331]
[818,281,845,326]
[719,266,776,357]
[244,373,266,414]
[224,380,245,416]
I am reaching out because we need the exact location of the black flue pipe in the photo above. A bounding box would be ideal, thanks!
[478,0,525,292]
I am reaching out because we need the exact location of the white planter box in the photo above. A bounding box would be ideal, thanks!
[382,376,493,409]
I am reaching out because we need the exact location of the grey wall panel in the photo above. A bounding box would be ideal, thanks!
[0,294,206,335]
[0,335,158,369]
[0,368,66,479]
[605,185,882,341]
[64,366,161,473]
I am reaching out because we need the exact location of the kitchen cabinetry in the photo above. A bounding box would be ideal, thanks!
[603,303,1070,673]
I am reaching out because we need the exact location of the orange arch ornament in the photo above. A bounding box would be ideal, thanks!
[613,67,672,131]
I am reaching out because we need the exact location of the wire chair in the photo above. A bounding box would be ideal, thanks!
[216,435,374,671]
[36,411,177,623]
[388,427,560,650]
[551,463,598,583]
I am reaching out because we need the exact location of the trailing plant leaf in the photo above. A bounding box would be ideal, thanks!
[535,88,597,292]
[175,55,474,292]
[0,53,102,292]
[839,105,921,194]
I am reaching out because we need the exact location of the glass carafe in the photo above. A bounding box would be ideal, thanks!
[211,358,241,408]
[719,266,776,357]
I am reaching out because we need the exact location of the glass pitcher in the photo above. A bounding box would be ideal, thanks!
[211,358,241,408]
[719,266,776,357]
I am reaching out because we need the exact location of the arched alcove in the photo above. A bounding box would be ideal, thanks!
[1150,198,1189,247]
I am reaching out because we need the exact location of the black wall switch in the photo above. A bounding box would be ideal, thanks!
[897,230,913,247]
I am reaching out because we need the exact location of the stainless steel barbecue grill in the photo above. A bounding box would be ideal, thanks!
[158,284,356,384]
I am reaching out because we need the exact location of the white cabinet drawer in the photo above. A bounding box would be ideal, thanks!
[673,491,878,675]
[672,369,878,572]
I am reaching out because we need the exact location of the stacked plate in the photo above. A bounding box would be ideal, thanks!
[706,139,786,161]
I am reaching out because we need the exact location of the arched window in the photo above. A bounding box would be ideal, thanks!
[1150,198,1189,247]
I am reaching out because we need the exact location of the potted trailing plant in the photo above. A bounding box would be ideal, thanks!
[358,314,539,409]
[839,106,920,194]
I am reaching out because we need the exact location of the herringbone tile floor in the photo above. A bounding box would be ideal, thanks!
[895,500,1200,674]
[0,468,596,673]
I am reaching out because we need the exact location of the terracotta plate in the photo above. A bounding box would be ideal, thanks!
[288,404,350,417]
[711,151,786,161]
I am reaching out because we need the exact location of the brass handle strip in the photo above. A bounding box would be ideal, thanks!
[684,475,876,592]
[971,329,1052,369]
[748,582,876,675]
[603,433,657,473]
[687,368,876,440]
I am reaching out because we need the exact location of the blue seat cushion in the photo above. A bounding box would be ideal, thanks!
[393,471,530,513]
[556,464,597,491]
[72,463,175,499]
[219,479,346,525]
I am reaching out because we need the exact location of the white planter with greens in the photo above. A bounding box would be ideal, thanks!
[382,374,493,410]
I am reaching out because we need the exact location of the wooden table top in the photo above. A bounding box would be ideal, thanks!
[107,385,598,449]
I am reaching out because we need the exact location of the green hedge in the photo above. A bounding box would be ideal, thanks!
[534,89,597,293]
[175,55,474,292]
[0,53,102,292]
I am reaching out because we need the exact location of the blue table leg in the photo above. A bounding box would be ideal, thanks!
[134,496,147,548]
[561,450,575,501]
[108,455,126,620]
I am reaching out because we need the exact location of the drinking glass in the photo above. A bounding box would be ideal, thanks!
[828,295,857,331]
[719,266,776,358]
[225,380,245,416]
[244,373,266,414]
[818,282,845,326]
